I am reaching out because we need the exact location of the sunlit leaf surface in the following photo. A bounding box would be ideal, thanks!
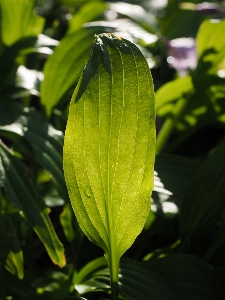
[64,34,155,263]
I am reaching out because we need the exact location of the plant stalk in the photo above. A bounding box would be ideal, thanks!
[109,246,119,300]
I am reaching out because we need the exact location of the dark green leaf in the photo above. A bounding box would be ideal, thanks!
[0,141,66,268]
[119,258,190,300]
[153,154,199,215]
[0,101,68,201]
[148,254,222,300]
[180,141,225,246]
[0,214,24,279]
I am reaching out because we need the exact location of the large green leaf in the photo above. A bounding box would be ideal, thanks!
[0,141,66,268]
[119,258,190,300]
[0,0,45,46]
[197,19,225,72]
[41,28,96,117]
[0,213,24,279]
[180,141,225,248]
[64,33,155,272]
[148,254,222,299]
[0,101,68,201]
[153,154,199,215]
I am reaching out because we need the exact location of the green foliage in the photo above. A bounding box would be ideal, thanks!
[1,0,225,299]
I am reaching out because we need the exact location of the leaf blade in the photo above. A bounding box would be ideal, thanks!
[63,34,155,259]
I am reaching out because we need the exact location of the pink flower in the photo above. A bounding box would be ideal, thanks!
[165,37,197,76]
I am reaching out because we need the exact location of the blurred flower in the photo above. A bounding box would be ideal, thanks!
[196,2,221,14]
[165,37,197,76]
[180,2,222,14]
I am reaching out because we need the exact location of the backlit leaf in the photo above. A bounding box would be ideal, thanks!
[64,33,155,263]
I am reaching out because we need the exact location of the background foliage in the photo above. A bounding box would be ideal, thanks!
[1,0,225,299]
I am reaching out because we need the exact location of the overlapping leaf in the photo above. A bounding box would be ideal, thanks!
[64,34,155,262]
[0,141,66,268]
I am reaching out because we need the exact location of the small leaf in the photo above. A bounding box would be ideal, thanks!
[0,141,66,268]
[64,33,155,264]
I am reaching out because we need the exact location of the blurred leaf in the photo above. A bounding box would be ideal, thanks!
[75,257,110,294]
[41,28,96,117]
[0,35,58,87]
[0,0,45,46]
[197,19,225,72]
[160,0,203,39]
[156,74,225,152]
[148,253,222,300]
[119,257,190,300]
[60,203,77,242]
[156,76,193,117]
[62,297,87,300]
[34,271,70,300]
[64,34,155,266]
[180,141,225,248]
[0,101,68,200]
[68,1,107,34]
[86,19,159,47]
[204,212,225,266]
[108,2,158,32]
[153,154,199,215]
[15,66,43,97]
[0,214,24,279]
[0,141,66,268]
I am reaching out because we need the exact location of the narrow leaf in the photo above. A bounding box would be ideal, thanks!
[0,214,24,279]
[0,141,66,268]
[64,33,155,262]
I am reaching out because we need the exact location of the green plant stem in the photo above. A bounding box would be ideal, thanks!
[156,98,187,153]
[109,249,119,300]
